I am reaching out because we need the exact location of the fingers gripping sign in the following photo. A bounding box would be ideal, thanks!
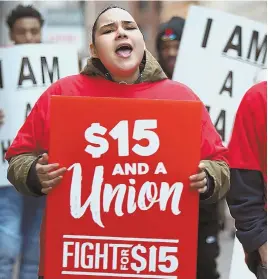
[189,162,208,194]
[35,153,67,194]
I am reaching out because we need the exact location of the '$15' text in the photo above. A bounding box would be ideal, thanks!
[84,119,160,158]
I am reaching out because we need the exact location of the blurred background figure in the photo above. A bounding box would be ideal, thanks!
[156,16,184,79]
[0,5,46,279]
[6,4,44,44]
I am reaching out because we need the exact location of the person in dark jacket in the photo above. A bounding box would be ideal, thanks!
[227,81,267,279]
[156,16,224,279]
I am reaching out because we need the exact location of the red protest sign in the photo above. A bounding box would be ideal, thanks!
[45,96,201,279]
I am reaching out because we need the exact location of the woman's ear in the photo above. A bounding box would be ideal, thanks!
[90,44,98,58]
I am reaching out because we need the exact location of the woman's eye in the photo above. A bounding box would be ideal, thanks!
[103,30,113,34]
[126,26,137,30]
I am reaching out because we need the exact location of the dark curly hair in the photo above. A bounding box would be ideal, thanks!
[6,4,45,30]
[92,4,127,45]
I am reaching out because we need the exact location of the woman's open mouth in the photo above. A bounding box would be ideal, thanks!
[115,44,133,58]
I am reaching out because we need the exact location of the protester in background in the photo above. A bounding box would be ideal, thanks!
[227,81,267,279]
[5,5,230,279]
[156,16,226,279]
[0,5,45,279]
[7,4,44,45]
[155,16,184,79]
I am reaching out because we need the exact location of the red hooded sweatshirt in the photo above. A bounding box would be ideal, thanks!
[6,74,228,276]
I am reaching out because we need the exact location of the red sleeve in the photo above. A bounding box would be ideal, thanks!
[200,104,229,163]
[228,82,267,172]
[5,82,61,159]
[177,83,228,163]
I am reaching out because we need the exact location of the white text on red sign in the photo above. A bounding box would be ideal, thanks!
[62,235,179,278]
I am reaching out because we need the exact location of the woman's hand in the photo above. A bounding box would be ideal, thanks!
[189,162,208,193]
[35,153,67,194]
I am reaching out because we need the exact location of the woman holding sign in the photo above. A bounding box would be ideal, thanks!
[6,5,230,279]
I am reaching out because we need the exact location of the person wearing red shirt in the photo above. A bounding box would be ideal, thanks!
[227,81,267,279]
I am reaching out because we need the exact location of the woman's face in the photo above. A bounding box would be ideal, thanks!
[91,8,145,78]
